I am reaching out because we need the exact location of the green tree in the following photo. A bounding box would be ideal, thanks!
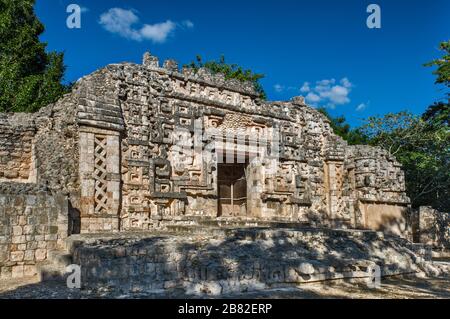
[424,40,450,129]
[422,102,449,128]
[185,55,266,99]
[317,107,368,145]
[425,40,450,91]
[355,41,450,211]
[360,111,449,211]
[0,0,67,113]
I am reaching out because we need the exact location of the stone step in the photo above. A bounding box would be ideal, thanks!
[432,250,450,259]
[165,225,230,237]
[68,226,427,295]
[169,217,381,238]
[196,219,311,229]
[47,250,73,267]
[164,223,383,242]
[37,261,69,282]
[37,249,73,282]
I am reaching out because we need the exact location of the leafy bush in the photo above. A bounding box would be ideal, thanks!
[185,55,266,99]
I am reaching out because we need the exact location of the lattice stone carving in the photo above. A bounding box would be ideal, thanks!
[94,135,108,214]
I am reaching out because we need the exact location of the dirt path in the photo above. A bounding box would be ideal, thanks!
[0,275,448,299]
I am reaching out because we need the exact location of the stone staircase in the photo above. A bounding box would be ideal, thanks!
[163,216,315,236]
[36,247,73,282]
[35,218,450,294]
[65,226,430,295]
[161,216,383,243]
[35,217,382,285]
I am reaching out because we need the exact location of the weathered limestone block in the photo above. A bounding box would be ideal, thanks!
[0,191,68,279]
[0,116,36,183]
[413,206,449,249]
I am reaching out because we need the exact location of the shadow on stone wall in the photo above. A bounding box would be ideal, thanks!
[68,202,81,235]
[62,228,423,297]
[0,226,447,298]
[378,214,409,239]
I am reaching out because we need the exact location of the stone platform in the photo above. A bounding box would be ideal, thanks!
[58,226,448,296]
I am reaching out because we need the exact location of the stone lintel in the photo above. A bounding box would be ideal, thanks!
[79,125,122,136]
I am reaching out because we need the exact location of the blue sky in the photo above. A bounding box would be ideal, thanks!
[35,0,449,126]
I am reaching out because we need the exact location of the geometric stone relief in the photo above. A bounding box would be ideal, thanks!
[0,52,414,238]
[69,53,413,233]
[93,135,108,214]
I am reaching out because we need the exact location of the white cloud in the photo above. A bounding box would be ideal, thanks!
[181,20,194,29]
[315,79,336,93]
[320,85,350,105]
[300,82,310,93]
[305,92,321,103]
[274,84,300,93]
[99,8,192,43]
[99,8,141,41]
[356,103,366,111]
[274,84,285,93]
[140,20,176,43]
[340,77,352,88]
[302,77,353,108]
[356,102,369,112]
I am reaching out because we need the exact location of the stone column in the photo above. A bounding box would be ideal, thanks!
[324,161,344,223]
[79,126,121,233]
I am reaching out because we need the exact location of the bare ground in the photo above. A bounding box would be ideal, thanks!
[0,275,448,299]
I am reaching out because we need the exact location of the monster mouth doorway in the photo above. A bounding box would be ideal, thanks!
[217,163,247,217]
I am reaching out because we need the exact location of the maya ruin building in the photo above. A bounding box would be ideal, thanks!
[0,53,447,289]
[0,52,411,235]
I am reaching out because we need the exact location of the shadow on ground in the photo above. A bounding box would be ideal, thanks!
[0,228,448,299]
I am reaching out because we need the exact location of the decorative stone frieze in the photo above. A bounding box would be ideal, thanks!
[0,52,411,237]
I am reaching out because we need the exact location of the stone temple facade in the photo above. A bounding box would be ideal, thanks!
[0,52,411,237]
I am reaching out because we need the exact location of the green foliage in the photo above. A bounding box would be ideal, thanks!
[0,0,68,113]
[324,41,450,211]
[185,55,266,100]
[425,40,450,93]
[361,111,423,155]
[422,101,449,128]
[317,107,369,145]
[317,98,448,211]
[360,110,449,211]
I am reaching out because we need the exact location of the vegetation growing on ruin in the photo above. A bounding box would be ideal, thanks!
[185,55,267,100]
[362,111,448,211]
[363,42,449,212]
[317,107,369,145]
[0,0,69,113]
[319,41,449,211]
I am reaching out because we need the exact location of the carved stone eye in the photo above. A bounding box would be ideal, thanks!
[364,175,371,186]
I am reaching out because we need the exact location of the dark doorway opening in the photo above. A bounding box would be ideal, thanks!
[217,163,247,217]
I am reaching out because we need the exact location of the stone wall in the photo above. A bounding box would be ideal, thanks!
[0,114,36,183]
[70,53,410,234]
[70,228,425,296]
[0,186,68,279]
[0,94,80,194]
[0,95,81,231]
[413,206,449,249]
[32,95,80,197]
